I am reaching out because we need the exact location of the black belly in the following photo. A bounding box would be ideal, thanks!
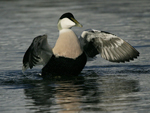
[42,52,87,77]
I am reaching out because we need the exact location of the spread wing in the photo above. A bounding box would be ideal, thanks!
[79,29,139,63]
[22,35,52,72]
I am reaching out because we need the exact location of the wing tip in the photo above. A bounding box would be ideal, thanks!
[22,64,29,73]
[121,52,140,63]
[22,66,26,73]
[107,51,140,63]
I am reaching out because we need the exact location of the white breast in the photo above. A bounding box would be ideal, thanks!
[53,29,83,59]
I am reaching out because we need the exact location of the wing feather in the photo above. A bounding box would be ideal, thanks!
[22,35,52,72]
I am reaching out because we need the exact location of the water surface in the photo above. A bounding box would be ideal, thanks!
[0,0,150,112]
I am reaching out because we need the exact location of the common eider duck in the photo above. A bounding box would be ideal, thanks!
[22,12,139,77]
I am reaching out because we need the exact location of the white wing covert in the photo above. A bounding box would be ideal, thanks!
[79,29,139,63]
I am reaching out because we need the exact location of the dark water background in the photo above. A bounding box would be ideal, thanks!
[0,0,150,112]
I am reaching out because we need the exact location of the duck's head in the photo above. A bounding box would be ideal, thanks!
[57,12,83,30]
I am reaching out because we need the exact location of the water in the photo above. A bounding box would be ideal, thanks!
[0,0,150,112]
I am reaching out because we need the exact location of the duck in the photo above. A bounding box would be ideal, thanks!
[22,12,139,77]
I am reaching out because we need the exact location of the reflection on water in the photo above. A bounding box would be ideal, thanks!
[24,73,139,112]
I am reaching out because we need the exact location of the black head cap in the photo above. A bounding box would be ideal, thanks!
[59,12,75,20]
